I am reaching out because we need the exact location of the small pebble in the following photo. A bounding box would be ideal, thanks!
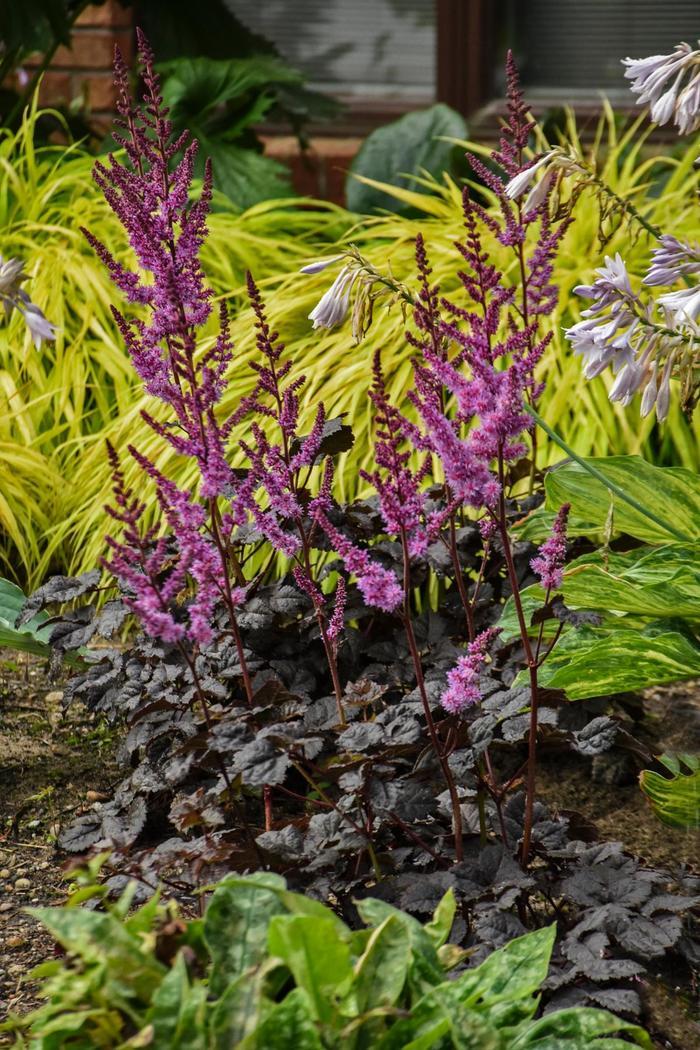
[14,870,27,878]
[0,902,13,913]
[6,936,24,949]
[0,870,10,880]
[14,878,31,891]
[45,690,64,703]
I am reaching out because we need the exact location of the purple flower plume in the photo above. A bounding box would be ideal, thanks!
[314,510,402,613]
[441,626,501,715]
[531,503,571,592]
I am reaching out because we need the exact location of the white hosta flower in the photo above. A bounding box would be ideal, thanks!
[20,301,58,349]
[657,284,700,325]
[655,353,677,422]
[299,254,344,275]
[677,71,700,133]
[608,358,645,406]
[640,362,658,418]
[0,254,57,348]
[308,265,359,330]
[623,41,700,134]
[644,235,700,286]
[0,255,26,297]
[523,170,555,212]
[504,152,554,200]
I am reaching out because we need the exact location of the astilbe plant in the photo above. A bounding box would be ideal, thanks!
[90,37,577,869]
[305,54,574,862]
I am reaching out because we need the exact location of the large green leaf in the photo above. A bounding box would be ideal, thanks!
[640,754,700,829]
[559,545,700,620]
[375,981,502,1050]
[355,897,442,981]
[0,575,51,656]
[518,456,700,544]
[500,545,700,637]
[454,925,555,1009]
[159,55,297,207]
[148,952,208,1049]
[267,914,354,1025]
[27,907,166,1002]
[244,988,323,1050]
[536,620,700,699]
[346,104,467,216]
[203,873,287,995]
[509,1005,652,1048]
[209,964,274,1049]
[353,915,411,1014]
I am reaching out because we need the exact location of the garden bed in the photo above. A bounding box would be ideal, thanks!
[0,656,697,1047]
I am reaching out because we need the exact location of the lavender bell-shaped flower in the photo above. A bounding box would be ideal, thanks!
[623,41,700,134]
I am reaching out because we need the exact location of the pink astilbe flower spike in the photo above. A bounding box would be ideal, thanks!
[441,626,501,715]
[314,510,402,613]
[531,503,571,592]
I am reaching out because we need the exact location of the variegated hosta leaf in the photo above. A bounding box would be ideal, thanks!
[640,754,700,830]
[534,621,700,700]
[517,456,700,544]
[0,576,51,657]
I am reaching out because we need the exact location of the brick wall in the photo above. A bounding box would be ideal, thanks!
[26,1,134,132]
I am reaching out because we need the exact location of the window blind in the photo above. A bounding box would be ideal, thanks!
[229,0,436,101]
[513,0,700,96]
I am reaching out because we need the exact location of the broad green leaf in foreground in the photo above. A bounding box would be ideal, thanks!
[267,914,354,1025]
[204,873,287,994]
[640,754,700,830]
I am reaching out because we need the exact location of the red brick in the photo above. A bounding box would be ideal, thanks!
[53,28,133,70]
[36,71,73,106]
[75,71,118,110]
[76,1,133,28]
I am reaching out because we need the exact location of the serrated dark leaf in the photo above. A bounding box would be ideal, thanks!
[20,569,102,624]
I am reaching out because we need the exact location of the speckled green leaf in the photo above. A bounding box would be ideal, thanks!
[267,914,354,1025]
[244,989,323,1049]
[509,1004,652,1047]
[204,873,287,995]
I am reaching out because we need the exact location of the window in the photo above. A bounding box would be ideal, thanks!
[232,0,436,105]
[507,0,700,104]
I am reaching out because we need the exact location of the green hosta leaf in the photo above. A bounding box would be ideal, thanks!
[204,873,287,995]
[353,915,411,1014]
[556,545,700,620]
[267,914,354,1025]
[499,544,700,642]
[147,952,208,1049]
[519,456,700,545]
[0,576,51,656]
[535,620,700,699]
[346,104,467,216]
[640,753,700,829]
[509,1005,652,1048]
[243,988,323,1050]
